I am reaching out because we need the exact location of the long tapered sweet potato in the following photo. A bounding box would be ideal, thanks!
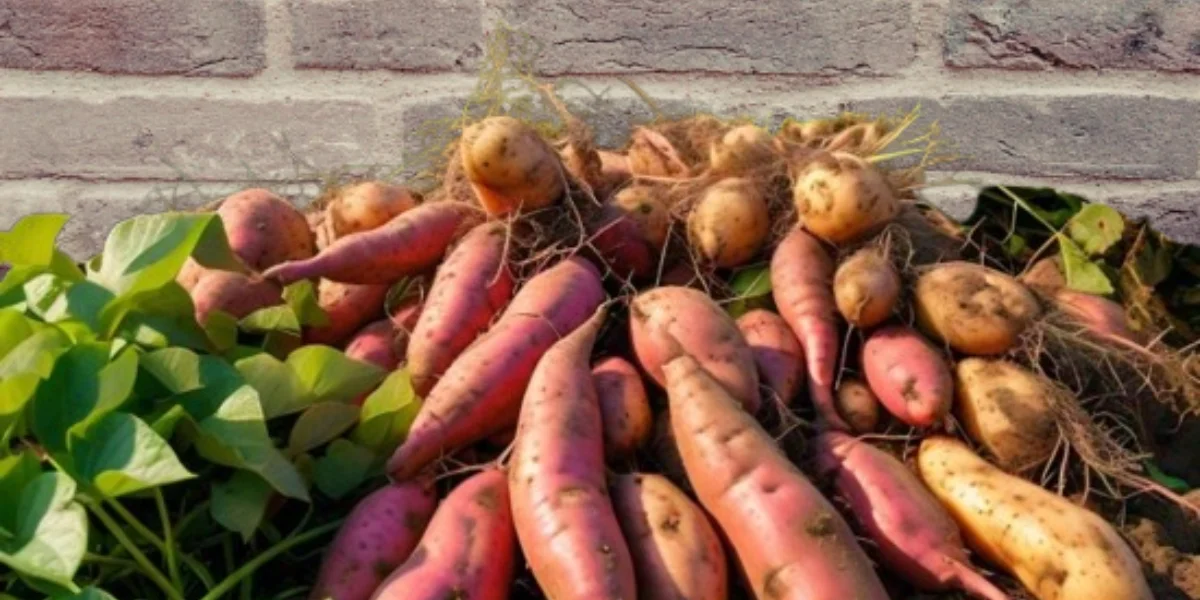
[663,353,887,600]
[510,308,637,600]
[387,257,605,480]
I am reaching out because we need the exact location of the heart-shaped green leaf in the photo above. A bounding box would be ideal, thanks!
[288,403,361,457]
[352,369,420,454]
[211,471,274,542]
[0,473,87,588]
[89,213,238,297]
[0,214,69,268]
[314,439,376,500]
[286,346,385,405]
[234,353,310,420]
[1067,204,1124,256]
[1060,237,1115,296]
[30,343,138,453]
[70,412,195,497]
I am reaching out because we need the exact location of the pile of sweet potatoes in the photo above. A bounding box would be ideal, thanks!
[186,113,1167,600]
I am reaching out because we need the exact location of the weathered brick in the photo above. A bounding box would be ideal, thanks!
[945,0,1200,72]
[849,95,1200,180]
[0,0,265,76]
[486,0,914,75]
[290,0,482,71]
[0,98,400,182]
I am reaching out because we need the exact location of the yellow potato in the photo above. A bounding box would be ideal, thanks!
[793,151,899,244]
[954,358,1056,472]
[918,436,1152,600]
[708,124,776,175]
[834,247,901,328]
[914,261,1041,355]
[835,378,880,433]
[461,116,564,216]
[328,181,419,238]
[686,178,770,268]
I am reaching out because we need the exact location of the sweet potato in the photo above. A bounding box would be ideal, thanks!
[461,116,564,216]
[861,325,953,428]
[593,356,653,461]
[835,378,880,434]
[369,469,515,600]
[918,436,1153,600]
[327,181,419,239]
[304,280,389,347]
[387,257,605,480]
[792,152,899,244]
[914,262,1041,356]
[834,247,901,328]
[771,226,845,428]
[177,258,219,293]
[191,270,283,324]
[687,178,770,268]
[590,185,671,279]
[663,354,888,600]
[345,319,404,406]
[954,358,1056,472]
[407,222,514,396]
[264,202,471,285]
[510,308,637,600]
[736,309,804,406]
[813,432,1008,600]
[561,145,631,200]
[217,188,315,271]
[709,124,776,176]
[1053,289,1143,344]
[610,473,729,600]
[630,286,760,413]
[1020,256,1066,295]
[309,478,437,600]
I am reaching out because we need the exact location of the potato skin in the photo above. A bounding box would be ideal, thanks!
[590,185,671,279]
[954,358,1056,472]
[793,151,899,244]
[917,436,1153,600]
[709,124,776,176]
[191,270,283,324]
[861,325,953,428]
[592,357,653,462]
[328,181,418,238]
[835,378,880,433]
[834,248,901,328]
[217,188,315,271]
[914,262,1041,356]
[461,116,563,216]
[687,178,770,268]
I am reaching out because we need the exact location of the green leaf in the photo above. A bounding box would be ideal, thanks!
[234,353,310,419]
[313,440,375,500]
[287,346,385,405]
[0,373,42,449]
[1145,461,1190,493]
[52,587,119,600]
[288,403,361,456]
[23,275,113,331]
[0,473,87,587]
[0,453,42,533]
[211,471,273,542]
[0,214,68,267]
[0,325,68,380]
[239,306,301,336]
[113,282,208,350]
[1067,204,1125,256]
[284,280,328,327]
[89,213,236,297]
[1060,237,1115,296]
[201,310,239,353]
[69,412,195,497]
[30,343,138,453]
[725,264,773,319]
[352,369,420,454]
[384,276,426,316]
[1002,233,1027,257]
[0,309,39,360]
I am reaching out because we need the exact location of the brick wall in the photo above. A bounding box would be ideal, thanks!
[1,0,1198,257]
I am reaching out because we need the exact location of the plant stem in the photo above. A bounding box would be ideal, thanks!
[83,553,141,570]
[105,496,216,590]
[87,501,183,600]
[199,520,343,600]
[155,489,184,592]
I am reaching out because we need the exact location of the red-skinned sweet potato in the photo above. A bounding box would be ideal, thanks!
[736,309,805,406]
[592,356,653,461]
[304,280,389,347]
[861,325,953,428]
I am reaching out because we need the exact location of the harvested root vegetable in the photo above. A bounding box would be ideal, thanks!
[461,116,564,216]
[346,319,404,406]
[177,258,220,293]
[590,185,671,279]
[264,201,471,285]
[709,124,776,175]
[736,309,805,406]
[862,325,954,428]
[510,308,637,600]
[915,261,1040,356]
[835,378,881,433]
[687,178,771,268]
[561,145,631,200]
[592,356,653,461]
[793,151,899,244]
[663,354,888,600]
[652,412,687,489]
[813,432,1008,600]
[628,127,690,178]
[217,188,315,271]
[610,473,729,600]
[191,270,283,324]
[771,227,846,429]
[834,247,901,328]
[825,122,888,154]
[954,358,1056,472]
[1020,256,1066,294]
[387,257,605,480]
[304,280,389,347]
[327,181,419,239]
[370,469,515,600]
[918,436,1153,600]
[1053,288,1143,344]
[309,478,437,600]
[407,222,513,396]
[630,286,761,413]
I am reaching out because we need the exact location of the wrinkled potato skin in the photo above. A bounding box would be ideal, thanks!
[687,178,770,268]
[914,262,1041,356]
[793,151,899,244]
[954,358,1056,472]
[834,248,901,328]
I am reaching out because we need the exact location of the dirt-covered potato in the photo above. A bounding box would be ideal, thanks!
[835,378,881,433]
[327,181,419,238]
[792,151,899,244]
[954,358,1056,472]
[461,116,564,216]
[834,247,901,328]
[914,261,1041,355]
[708,124,776,175]
[687,178,770,268]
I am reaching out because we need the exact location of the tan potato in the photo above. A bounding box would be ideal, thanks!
[914,262,1041,355]
[611,185,671,251]
[835,378,880,433]
[834,247,901,328]
[1020,256,1066,295]
[327,181,419,238]
[687,178,770,268]
[709,124,776,175]
[918,436,1153,600]
[793,151,899,244]
[954,358,1056,472]
[627,127,689,178]
[461,116,563,216]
